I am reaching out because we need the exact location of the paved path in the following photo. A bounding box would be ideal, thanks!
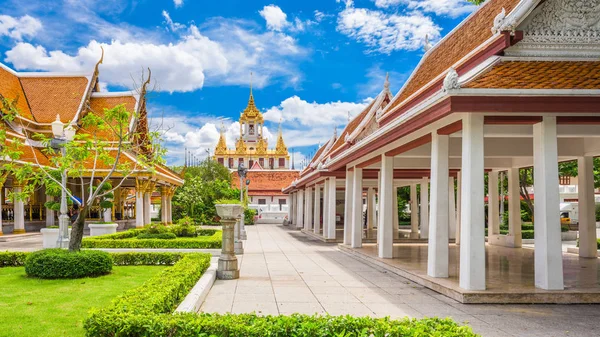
[200,223,600,337]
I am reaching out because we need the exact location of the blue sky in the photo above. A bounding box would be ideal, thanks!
[0,0,477,167]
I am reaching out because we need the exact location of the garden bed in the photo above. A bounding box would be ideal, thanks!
[81,228,222,249]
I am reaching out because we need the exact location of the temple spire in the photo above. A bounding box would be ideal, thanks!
[384,72,390,91]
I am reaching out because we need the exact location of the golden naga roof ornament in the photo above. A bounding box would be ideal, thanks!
[215,122,228,155]
[256,138,267,155]
[240,72,263,122]
[235,137,247,154]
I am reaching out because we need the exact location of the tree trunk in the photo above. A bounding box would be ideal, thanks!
[69,205,89,251]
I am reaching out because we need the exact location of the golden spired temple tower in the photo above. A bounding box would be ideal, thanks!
[214,85,290,170]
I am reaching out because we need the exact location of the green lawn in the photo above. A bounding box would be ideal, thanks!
[0,265,167,337]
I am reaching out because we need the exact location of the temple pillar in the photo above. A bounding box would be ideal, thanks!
[507,167,522,247]
[326,177,337,239]
[288,192,295,226]
[305,186,313,231]
[533,117,564,290]
[161,187,168,224]
[427,132,449,278]
[579,156,597,258]
[488,171,500,235]
[410,184,419,236]
[322,182,329,236]
[344,169,354,245]
[420,178,429,239]
[459,114,486,291]
[351,167,363,248]
[378,155,394,258]
[456,171,462,244]
[13,186,25,234]
[135,186,144,228]
[143,189,151,226]
[314,185,321,234]
[392,186,399,239]
[448,176,456,240]
[45,194,55,227]
[296,189,304,230]
[367,187,376,231]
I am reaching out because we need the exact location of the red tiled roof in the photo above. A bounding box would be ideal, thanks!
[231,170,299,196]
[329,99,376,154]
[386,0,521,113]
[83,95,138,140]
[464,61,600,90]
[19,76,89,123]
[0,67,32,120]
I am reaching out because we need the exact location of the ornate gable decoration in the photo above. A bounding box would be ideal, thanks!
[354,116,379,144]
[506,0,600,58]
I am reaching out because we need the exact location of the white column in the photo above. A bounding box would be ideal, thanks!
[367,187,376,230]
[378,155,394,258]
[135,190,144,228]
[410,184,419,235]
[420,178,429,239]
[459,114,486,291]
[428,132,449,278]
[305,187,313,231]
[456,171,462,244]
[323,181,330,236]
[289,192,295,226]
[533,117,564,290]
[326,177,337,239]
[392,186,399,238]
[351,167,363,248]
[448,177,456,240]
[344,170,354,245]
[45,194,55,227]
[488,171,500,235]
[161,190,168,223]
[13,186,25,234]
[579,156,597,258]
[143,191,151,225]
[314,185,321,234]
[507,167,522,247]
[167,196,173,223]
[296,189,304,230]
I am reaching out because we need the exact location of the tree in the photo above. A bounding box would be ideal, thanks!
[467,0,486,4]
[20,70,165,251]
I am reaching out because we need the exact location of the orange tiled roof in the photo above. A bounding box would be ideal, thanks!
[19,76,89,123]
[231,170,299,195]
[464,61,600,90]
[83,95,138,140]
[330,99,376,154]
[0,67,32,120]
[386,0,520,113]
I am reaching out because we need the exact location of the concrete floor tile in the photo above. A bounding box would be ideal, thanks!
[234,292,276,302]
[321,302,374,316]
[363,303,423,319]
[314,292,360,303]
[277,302,326,315]
[231,301,279,315]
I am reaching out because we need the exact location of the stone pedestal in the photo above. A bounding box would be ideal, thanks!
[215,204,243,280]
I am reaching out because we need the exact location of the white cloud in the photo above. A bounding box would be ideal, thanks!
[373,0,476,18]
[5,18,306,92]
[259,5,289,31]
[337,3,441,54]
[314,10,326,22]
[358,63,406,96]
[162,11,185,32]
[0,14,42,40]
[173,0,184,8]
[263,95,368,127]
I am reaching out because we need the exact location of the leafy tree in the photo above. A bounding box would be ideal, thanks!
[467,0,486,4]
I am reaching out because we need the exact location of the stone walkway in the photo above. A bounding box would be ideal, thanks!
[200,223,600,337]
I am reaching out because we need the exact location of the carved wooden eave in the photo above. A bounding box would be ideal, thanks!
[309,133,336,170]
[348,81,394,142]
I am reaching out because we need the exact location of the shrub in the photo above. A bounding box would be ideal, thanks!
[25,249,113,279]
[561,225,570,232]
[521,230,534,239]
[86,313,477,337]
[0,251,27,267]
[521,224,534,231]
[244,208,256,225]
[145,223,169,234]
[175,216,196,227]
[169,224,197,237]
[110,252,185,266]
[596,204,600,221]
[137,232,177,240]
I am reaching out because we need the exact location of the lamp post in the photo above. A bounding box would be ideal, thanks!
[51,115,76,249]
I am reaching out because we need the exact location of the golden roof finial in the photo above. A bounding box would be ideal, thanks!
[240,71,263,122]
[250,71,253,97]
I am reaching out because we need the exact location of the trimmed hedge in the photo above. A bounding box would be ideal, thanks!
[86,313,477,337]
[82,229,222,249]
[25,249,113,279]
[0,251,27,267]
[137,232,177,240]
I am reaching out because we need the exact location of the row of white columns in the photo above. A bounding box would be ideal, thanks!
[288,177,337,239]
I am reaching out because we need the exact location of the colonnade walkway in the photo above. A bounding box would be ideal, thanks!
[200,223,600,337]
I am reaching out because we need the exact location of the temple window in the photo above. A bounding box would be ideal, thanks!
[228,158,234,168]
[218,158,224,165]
[249,123,255,135]
[278,158,285,167]
[259,158,264,167]
[269,158,274,169]
[249,159,254,168]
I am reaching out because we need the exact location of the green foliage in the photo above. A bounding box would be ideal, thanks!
[245,208,257,225]
[137,232,177,240]
[169,223,197,237]
[216,199,242,204]
[596,203,600,221]
[521,230,534,240]
[110,252,186,266]
[85,313,477,337]
[25,249,113,279]
[85,253,211,336]
[467,0,485,4]
[82,230,222,249]
[559,159,600,189]
[175,216,196,227]
[397,186,411,222]
[0,251,28,267]
[144,223,169,234]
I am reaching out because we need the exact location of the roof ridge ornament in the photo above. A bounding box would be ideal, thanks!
[492,7,507,34]
[384,72,390,90]
[442,67,460,93]
[423,35,433,52]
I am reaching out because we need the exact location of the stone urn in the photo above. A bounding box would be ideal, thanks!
[215,203,244,280]
[88,223,118,237]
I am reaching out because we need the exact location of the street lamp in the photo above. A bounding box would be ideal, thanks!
[51,115,76,248]
[237,163,248,241]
